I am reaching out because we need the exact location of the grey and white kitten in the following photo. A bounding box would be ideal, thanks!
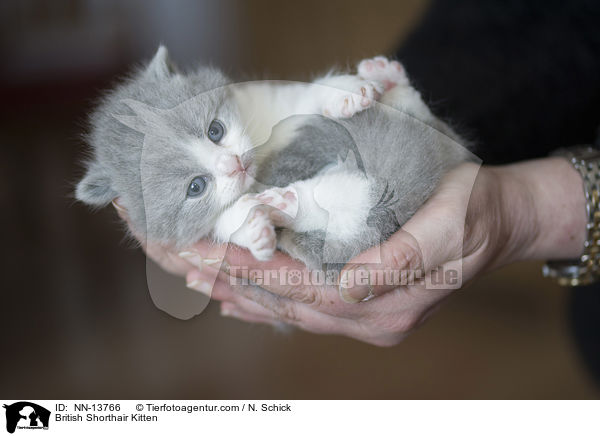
[76,46,470,270]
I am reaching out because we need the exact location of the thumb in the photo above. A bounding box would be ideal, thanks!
[338,207,465,303]
[338,164,479,303]
[338,228,425,303]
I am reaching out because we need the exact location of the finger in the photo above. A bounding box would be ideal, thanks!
[148,248,197,277]
[224,247,336,307]
[177,233,339,308]
[338,229,426,303]
[229,282,305,324]
[225,293,284,320]
[185,268,237,301]
[226,287,337,334]
[220,302,280,326]
[180,250,222,280]
[224,244,306,275]
[177,240,229,272]
[229,282,372,336]
[228,282,330,330]
[224,280,424,344]
[181,240,339,317]
[181,252,315,325]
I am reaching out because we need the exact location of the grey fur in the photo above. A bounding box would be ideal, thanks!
[77,46,471,268]
[251,108,470,269]
[77,46,242,247]
[253,115,366,187]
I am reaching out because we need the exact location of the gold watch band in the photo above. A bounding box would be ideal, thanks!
[543,146,600,286]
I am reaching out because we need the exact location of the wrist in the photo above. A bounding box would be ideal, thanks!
[493,157,587,266]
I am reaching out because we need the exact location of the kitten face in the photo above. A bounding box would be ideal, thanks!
[129,94,256,246]
[76,46,255,247]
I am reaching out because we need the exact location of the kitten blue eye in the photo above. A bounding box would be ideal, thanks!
[187,176,207,198]
[207,120,225,143]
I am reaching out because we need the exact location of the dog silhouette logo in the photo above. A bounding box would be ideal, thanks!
[3,402,50,433]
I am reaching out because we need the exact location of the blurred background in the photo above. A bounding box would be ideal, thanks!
[1,0,599,399]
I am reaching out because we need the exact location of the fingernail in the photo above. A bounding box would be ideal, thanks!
[186,279,212,296]
[178,251,197,258]
[338,265,372,304]
[221,306,232,316]
[202,258,221,266]
[178,251,203,269]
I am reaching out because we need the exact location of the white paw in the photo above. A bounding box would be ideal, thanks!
[357,56,409,90]
[256,186,299,225]
[319,75,383,118]
[242,206,276,261]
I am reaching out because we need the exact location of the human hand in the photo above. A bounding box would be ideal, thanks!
[117,158,586,346]
[180,163,492,346]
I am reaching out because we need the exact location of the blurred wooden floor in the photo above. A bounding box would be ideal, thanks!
[0,0,598,399]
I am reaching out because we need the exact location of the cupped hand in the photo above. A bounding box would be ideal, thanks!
[117,158,586,346]
[179,162,507,346]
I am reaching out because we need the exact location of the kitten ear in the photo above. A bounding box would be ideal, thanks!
[76,161,117,206]
[336,148,360,172]
[143,45,176,80]
[113,99,166,134]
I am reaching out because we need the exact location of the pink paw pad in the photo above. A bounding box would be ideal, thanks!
[244,206,276,261]
[256,187,299,224]
[321,76,383,119]
[256,194,273,204]
[358,56,408,90]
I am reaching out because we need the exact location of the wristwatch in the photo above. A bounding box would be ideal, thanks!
[543,146,600,286]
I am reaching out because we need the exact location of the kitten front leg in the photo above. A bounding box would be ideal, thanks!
[314,74,384,118]
[255,171,371,238]
[253,173,377,267]
[311,57,411,118]
[213,195,277,261]
[357,56,451,134]
[232,73,383,145]
[252,183,327,233]
[256,187,300,226]
[357,56,410,90]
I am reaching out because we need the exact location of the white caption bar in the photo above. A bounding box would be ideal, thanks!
[1,400,598,435]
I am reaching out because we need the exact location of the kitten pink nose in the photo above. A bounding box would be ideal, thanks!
[215,154,244,176]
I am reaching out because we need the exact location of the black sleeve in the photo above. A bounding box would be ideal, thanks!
[396,0,600,164]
